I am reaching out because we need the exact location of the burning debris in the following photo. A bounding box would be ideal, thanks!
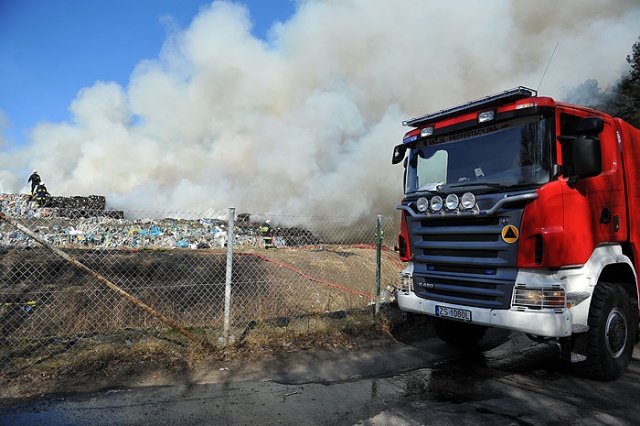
[276,227,323,247]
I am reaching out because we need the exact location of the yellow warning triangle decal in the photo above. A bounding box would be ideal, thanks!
[502,225,519,243]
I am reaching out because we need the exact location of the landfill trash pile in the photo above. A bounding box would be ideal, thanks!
[0,193,122,219]
[48,194,124,219]
[50,194,106,210]
[0,193,322,251]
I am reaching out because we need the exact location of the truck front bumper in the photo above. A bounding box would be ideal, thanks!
[397,291,572,338]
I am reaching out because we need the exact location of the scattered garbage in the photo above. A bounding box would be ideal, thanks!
[0,193,323,251]
[378,284,397,304]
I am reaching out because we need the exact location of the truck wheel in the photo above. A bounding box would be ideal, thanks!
[575,282,635,381]
[433,318,487,348]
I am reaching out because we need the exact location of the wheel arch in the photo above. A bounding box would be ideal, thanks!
[598,262,639,315]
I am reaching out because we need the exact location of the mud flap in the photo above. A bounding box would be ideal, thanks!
[559,333,588,363]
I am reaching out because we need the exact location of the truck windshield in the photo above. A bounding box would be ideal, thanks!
[406,116,552,193]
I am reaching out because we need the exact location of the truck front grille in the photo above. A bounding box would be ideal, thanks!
[408,211,521,309]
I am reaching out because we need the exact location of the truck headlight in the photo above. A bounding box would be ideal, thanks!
[513,285,565,309]
[398,273,413,292]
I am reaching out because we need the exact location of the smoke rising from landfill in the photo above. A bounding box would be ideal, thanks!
[1,0,639,217]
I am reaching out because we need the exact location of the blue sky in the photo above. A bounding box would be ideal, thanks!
[0,0,295,147]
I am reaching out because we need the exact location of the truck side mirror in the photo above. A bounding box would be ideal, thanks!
[572,136,602,178]
[392,144,407,165]
[575,116,604,135]
[558,135,602,182]
[403,157,408,192]
[558,116,604,183]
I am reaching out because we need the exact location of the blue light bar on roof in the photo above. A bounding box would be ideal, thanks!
[402,86,537,128]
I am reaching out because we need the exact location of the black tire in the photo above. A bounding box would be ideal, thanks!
[433,318,487,348]
[575,282,636,381]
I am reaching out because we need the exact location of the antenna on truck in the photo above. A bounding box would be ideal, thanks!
[537,41,559,93]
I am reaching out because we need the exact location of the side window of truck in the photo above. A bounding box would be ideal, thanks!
[559,113,581,135]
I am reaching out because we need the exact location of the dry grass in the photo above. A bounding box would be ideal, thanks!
[0,310,400,401]
[0,245,405,400]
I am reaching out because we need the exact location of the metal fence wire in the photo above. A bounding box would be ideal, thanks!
[0,194,403,369]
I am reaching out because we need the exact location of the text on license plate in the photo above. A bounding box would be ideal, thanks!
[435,305,472,322]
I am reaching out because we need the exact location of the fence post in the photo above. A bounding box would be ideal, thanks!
[375,213,382,316]
[223,207,235,345]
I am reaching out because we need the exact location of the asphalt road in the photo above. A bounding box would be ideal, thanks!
[2,330,639,426]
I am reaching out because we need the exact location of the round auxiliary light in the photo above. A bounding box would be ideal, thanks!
[461,192,476,210]
[445,193,460,211]
[417,197,429,212]
[430,195,443,212]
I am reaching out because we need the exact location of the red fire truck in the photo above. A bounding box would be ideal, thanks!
[392,87,640,380]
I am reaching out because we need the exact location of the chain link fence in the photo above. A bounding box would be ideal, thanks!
[0,194,403,371]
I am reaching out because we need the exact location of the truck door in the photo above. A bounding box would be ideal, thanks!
[558,110,626,258]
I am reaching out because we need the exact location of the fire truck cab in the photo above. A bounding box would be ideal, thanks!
[392,87,640,380]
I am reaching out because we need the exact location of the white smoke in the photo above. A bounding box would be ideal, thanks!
[1,0,639,217]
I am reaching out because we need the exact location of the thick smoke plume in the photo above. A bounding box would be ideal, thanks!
[1,0,639,217]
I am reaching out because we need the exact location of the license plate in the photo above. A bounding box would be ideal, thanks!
[435,305,472,322]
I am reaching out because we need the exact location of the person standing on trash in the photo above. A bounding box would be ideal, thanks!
[34,182,50,207]
[28,170,41,197]
[260,220,275,250]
